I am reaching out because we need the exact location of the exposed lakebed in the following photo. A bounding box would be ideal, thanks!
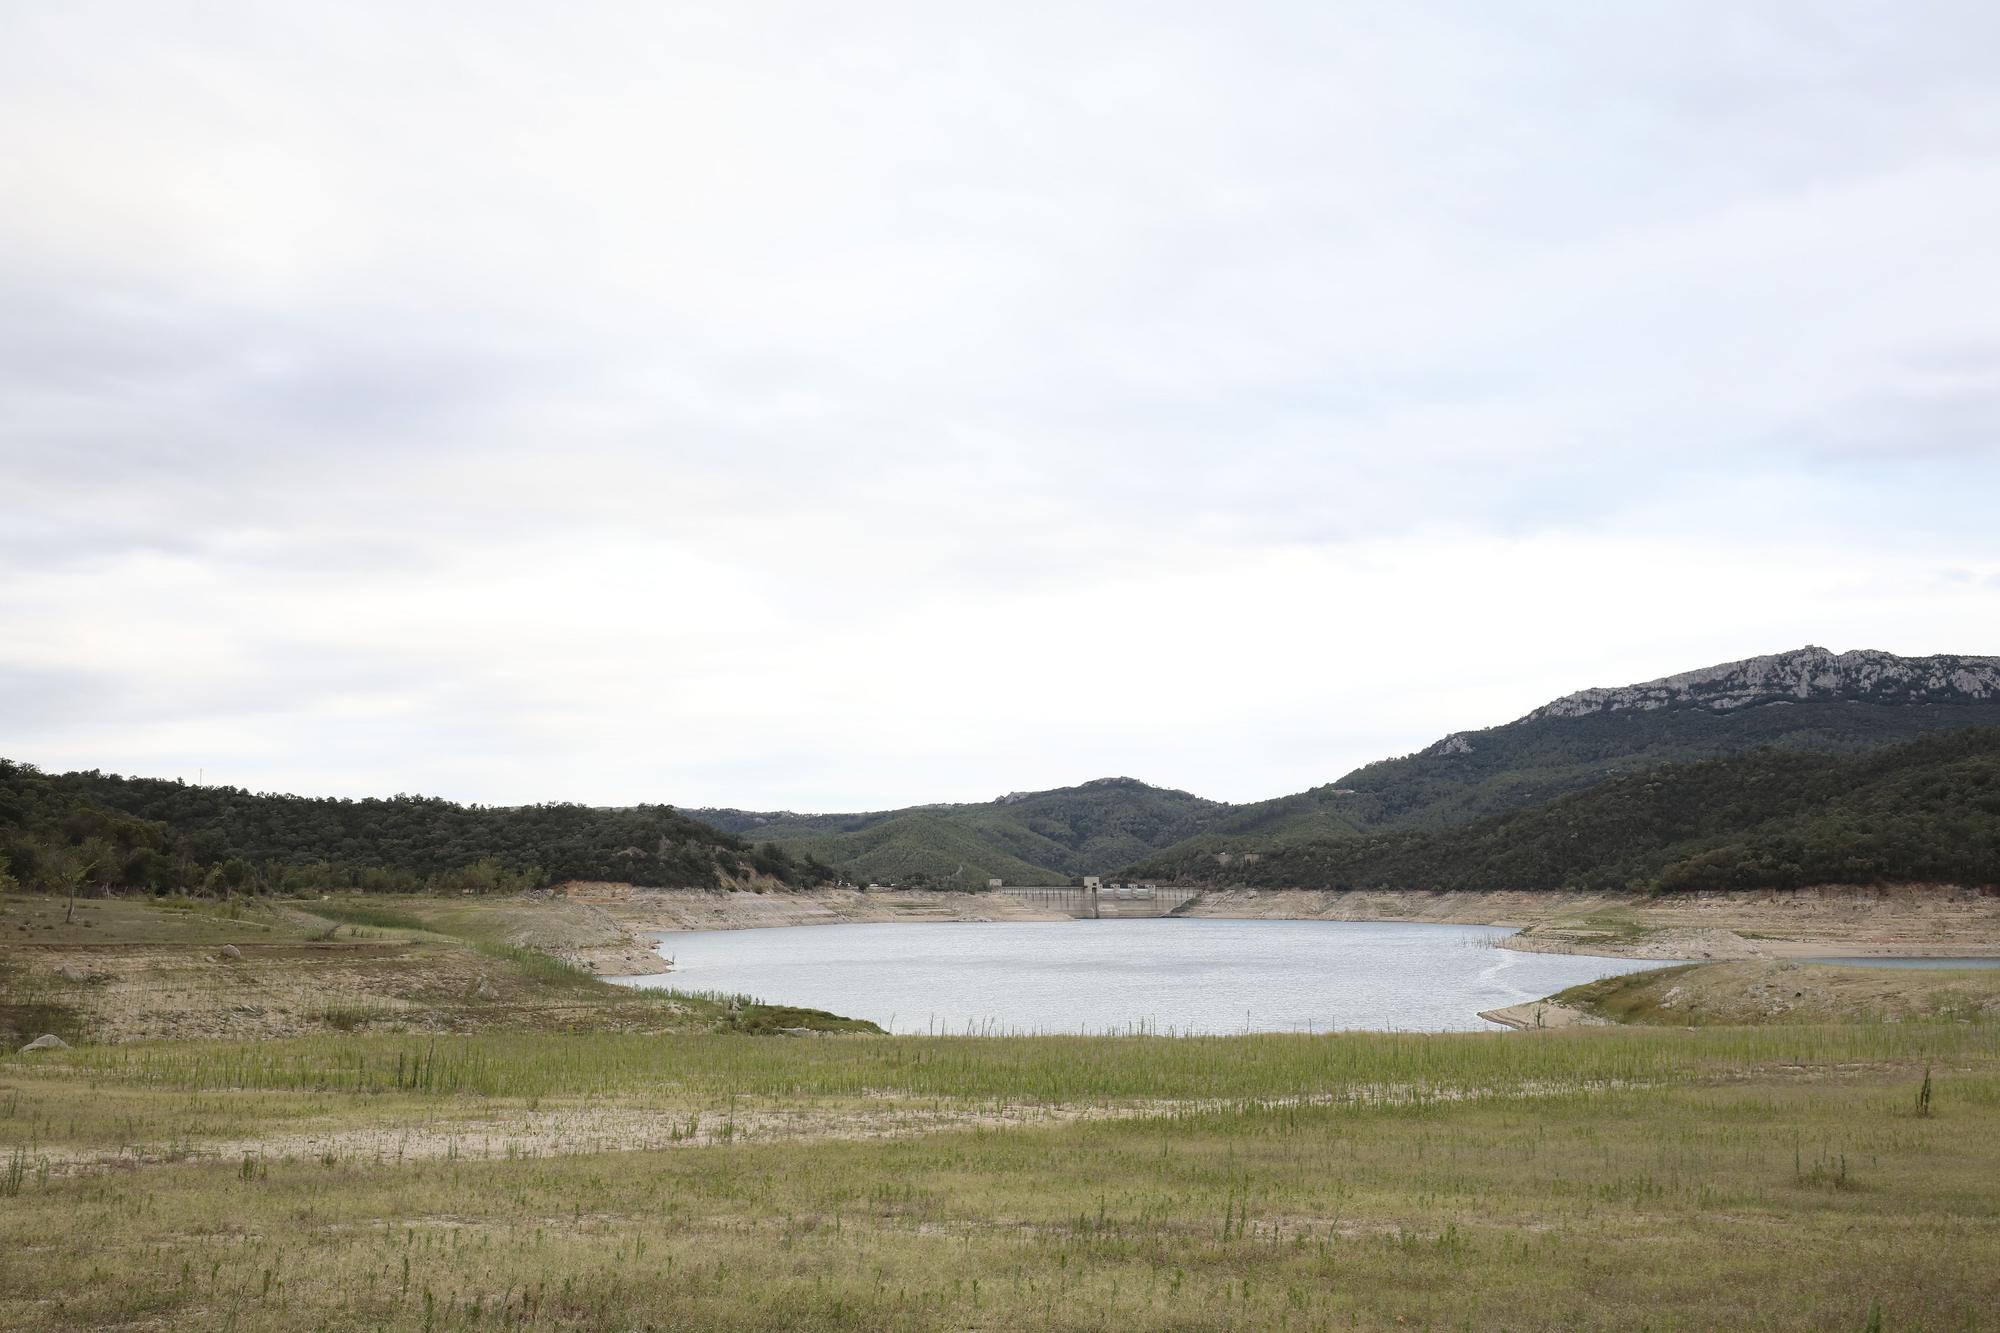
[1801,955,2000,969]
[618,919,1673,1033]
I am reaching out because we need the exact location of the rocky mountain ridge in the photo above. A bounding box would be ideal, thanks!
[1138,725,2000,895]
[1522,646,2000,722]
[698,645,2000,885]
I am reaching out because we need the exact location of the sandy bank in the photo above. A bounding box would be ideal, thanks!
[560,883,1073,938]
[573,882,2000,965]
[1180,889,1793,960]
[1180,885,1999,956]
[1550,958,2000,1026]
[1476,1001,1611,1031]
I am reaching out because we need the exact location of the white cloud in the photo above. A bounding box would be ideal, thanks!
[3,2,1998,807]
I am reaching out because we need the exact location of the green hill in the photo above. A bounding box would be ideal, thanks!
[1157,785,1370,850]
[1143,646,2000,867]
[767,813,1065,888]
[699,648,2000,887]
[698,777,1222,887]
[13,646,1999,897]
[0,761,831,896]
[1136,727,2000,894]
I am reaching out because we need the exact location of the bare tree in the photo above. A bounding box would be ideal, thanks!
[52,840,110,925]
[44,849,88,925]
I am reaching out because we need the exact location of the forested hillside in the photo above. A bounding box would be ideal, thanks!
[0,761,834,896]
[749,813,1066,888]
[699,777,1221,886]
[700,649,2000,886]
[1135,728,2000,894]
[11,648,1999,897]
[1325,696,2000,832]
[1141,647,2000,866]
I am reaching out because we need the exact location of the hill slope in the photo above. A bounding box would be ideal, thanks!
[1145,646,2000,865]
[701,647,2000,887]
[13,646,1997,897]
[754,813,1065,888]
[1338,645,2000,830]
[1137,727,2000,894]
[0,761,830,896]
[698,777,1222,886]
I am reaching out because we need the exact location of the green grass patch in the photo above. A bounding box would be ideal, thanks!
[0,1029,1996,1329]
[19,1021,1994,1101]
[1560,963,1702,1022]
[298,900,430,934]
[1558,960,2000,1027]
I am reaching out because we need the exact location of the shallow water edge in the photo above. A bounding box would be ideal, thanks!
[617,918,1673,1035]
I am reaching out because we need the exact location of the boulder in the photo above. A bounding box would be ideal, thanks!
[54,962,89,984]
[219,944,243,961]
[469,976,499,1001]
[20,1034,70,1054]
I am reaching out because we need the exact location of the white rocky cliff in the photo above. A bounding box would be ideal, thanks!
[1524,646,2000,720]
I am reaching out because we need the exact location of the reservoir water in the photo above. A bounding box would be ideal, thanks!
[618,919,1673,1034]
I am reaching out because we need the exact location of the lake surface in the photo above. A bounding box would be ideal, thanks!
[618,919,1674,1034]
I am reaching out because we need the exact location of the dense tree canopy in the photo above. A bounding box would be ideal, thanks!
[1136,728,2000,894]
[0,761,837,896]
[698,697,2000,884]
[699,777,1225,885]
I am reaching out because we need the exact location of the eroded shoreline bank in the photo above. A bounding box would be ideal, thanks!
[564,881,2000,968]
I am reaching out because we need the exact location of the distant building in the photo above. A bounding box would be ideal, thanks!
[986,878,1003,889]
[1081,876,1101,890]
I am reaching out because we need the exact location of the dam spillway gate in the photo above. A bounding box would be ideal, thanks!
[997,885,1204,919]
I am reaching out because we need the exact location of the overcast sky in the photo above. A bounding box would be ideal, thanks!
[5,3,2000,811]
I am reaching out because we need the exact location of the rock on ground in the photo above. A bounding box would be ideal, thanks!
[20,1034,71,1053]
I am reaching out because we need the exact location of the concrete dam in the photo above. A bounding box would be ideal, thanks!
[996,885,1204,919]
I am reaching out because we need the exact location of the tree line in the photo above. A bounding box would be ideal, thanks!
[0,760,839,897]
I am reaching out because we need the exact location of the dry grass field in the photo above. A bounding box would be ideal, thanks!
[0,893,873,1047]
[4,892,1997,1330]
[3,1024,1997,1330]
[1558,959,2000,1026]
